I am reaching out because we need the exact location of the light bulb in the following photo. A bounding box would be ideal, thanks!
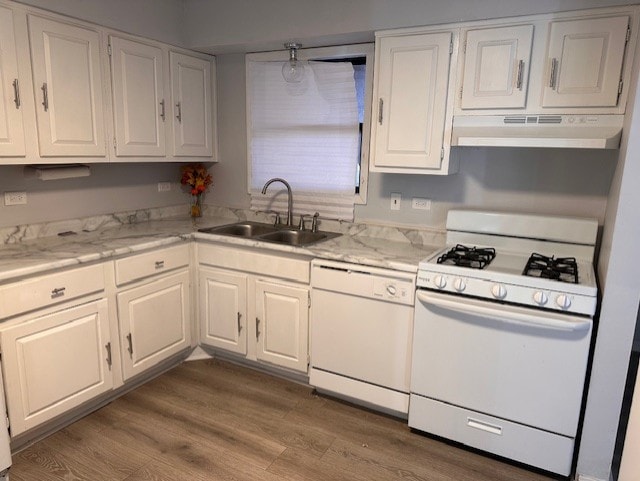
[282,42,304,83]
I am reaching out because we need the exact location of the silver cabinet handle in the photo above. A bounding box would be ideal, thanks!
[378,98,383,124]
[126,333,133,357]
[237,312,242,333]
[256,317,260,340]
[516,60,525,91]
[159,99,165,121]
[105,342,112,367]
[175,102,182,123]
[12,79,20,108]
[549,58,558,89]
[51,287,65,299]
[41,82,49,111]
[155,260,165,269]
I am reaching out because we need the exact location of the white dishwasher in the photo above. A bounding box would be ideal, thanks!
[309,259,415,416]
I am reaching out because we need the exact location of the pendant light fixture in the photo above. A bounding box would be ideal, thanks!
[282,42,304,83]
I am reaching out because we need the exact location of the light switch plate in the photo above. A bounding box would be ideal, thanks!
[412,197,431,210]
[390,193,401,210]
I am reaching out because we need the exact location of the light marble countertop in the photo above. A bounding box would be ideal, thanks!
[0,208,443,283]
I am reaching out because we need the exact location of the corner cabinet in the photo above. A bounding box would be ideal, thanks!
[370,29,459,175]
[27,15,106,158]
[170,52,215,157]
[0,6,26,157]
[114,244,192,382]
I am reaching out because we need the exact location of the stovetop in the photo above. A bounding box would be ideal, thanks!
[418,244,597,316]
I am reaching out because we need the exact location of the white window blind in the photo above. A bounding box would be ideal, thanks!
[248,60,359,221]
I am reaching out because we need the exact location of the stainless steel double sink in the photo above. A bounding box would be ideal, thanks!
[198,221,341,246]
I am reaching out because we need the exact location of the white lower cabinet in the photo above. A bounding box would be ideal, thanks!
[198,243,311,373]
[115,245,192,381]
[0,299,113,436]
[255,280,309,372]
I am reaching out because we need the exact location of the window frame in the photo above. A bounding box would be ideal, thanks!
[245,43,374,205]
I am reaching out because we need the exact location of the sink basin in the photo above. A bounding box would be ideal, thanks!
[257,229,333,246]
[198,222,277,237]
[198,222,340,246]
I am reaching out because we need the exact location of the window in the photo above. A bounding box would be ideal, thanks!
[246,44,374,221]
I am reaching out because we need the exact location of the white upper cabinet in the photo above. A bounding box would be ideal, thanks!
[109,36,166,157]
[461,25,534,109]
[371,31,457,174]
[542,15,630,108]
[0,6,26,157]
[28,15,106,157]
[170,51,214,157]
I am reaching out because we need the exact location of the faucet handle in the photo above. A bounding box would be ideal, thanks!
[298,214,309,231]
[311,212,320,233]
[259,210,281,226]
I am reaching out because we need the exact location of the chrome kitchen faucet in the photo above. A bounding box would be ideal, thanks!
[261,178,293,226]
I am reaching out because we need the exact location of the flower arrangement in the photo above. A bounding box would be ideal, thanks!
[180,164,212,218]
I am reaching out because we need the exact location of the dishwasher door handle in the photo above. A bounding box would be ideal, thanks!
[416,290,591,332]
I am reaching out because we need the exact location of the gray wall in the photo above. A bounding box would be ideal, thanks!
[183,0,634,53]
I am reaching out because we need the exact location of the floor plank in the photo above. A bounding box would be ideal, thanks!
[10,359,561,481]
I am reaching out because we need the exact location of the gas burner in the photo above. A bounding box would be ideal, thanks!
[437,244,496,270]
[523,253,579,284]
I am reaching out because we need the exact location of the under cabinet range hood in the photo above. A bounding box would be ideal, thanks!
[451,114,624,149]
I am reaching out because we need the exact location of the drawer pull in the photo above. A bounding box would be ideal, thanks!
[50,287,66,299]
[256,317,260,340]
[155,260,165,269]
[12,79,21,108]
[41,82,49,111]
[126,333,133,357]
[467,417,502,436]
[105,342,112,368]
[237,312,242,333]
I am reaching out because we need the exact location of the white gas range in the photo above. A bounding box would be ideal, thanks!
[409,210,598,476]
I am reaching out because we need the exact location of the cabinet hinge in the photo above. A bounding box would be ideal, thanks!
[459,87,463,100]
[462,40,467,54]
[440,148,445,160]
[307,292,311,308]
[626,25,631,44]
[113,137,117,149]
[449,40,454,55]
[619,80,624,95]
[107,43,112,56]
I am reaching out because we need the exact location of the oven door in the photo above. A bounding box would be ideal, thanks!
[411,289,592,437]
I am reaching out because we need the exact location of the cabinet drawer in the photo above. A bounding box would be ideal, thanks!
[0,264,105,320]
[198,243,310,284]
[408,394,574,476]
[115,244,190,286]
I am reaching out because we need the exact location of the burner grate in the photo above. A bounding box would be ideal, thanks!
[523,253,579,284]
[437,244,496,270]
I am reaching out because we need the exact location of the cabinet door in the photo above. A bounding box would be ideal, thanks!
[110,36,165,157]
[28,15,106,157]
[0,6,25,157]
[373,32,453,171]
[461,25,533,109]
[542,16,630,108]
[117,270,191,381]
[170,51,214,157]
[0,299,112,436]
[255,280,308,372]
[199,267,247,355]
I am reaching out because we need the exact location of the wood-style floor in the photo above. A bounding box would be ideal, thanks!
[9,359,560,481]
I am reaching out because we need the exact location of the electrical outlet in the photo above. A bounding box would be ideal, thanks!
[412,197,431,210]
[157,182,171,192]
[4,191,27,206]
[390,193,401,211]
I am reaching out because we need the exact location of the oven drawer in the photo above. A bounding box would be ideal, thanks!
[408,394,574,476]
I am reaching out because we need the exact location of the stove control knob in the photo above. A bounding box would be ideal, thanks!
[453,278,466,292]
[433,275,447,289]
[491,284,507,299]
[556,294,572,310]
[533,291,548,306]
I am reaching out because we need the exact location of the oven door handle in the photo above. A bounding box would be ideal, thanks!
[416,291,591,332]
